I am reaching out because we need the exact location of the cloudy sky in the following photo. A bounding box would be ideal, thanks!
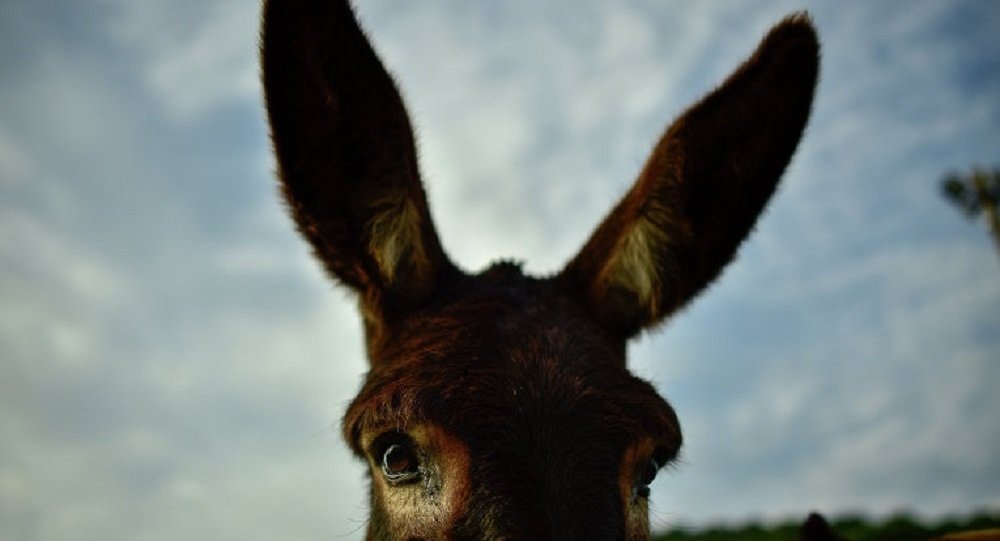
[2,0,998,539]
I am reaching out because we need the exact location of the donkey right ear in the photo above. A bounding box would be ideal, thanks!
[560,14,819,338]
[261,0,455,318]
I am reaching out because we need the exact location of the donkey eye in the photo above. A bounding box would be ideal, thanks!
[382,444,418,478]
[376,437,421,484]
[635,457,662,499]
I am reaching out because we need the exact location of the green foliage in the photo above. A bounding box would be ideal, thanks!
[941,168,1000,219]
[939,166,1000,257]
[653,510,1000,541]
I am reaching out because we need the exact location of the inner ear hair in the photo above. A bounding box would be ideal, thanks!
[560,13,819,337]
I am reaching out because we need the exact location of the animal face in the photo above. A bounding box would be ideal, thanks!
[343,267,682,539]
[260,1,818,539]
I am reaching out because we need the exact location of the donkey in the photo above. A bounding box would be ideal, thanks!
[261,1,819,539]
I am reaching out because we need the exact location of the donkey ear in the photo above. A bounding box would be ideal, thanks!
[560,14,819,338]
[261,0,455,317]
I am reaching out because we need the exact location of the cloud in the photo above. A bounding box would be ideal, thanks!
[1,2,368,539]
[0,127,34,186]
[2,1,999,540]
[101,0,261,120]
[365,1,786,274]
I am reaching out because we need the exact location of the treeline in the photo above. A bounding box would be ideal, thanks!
[654,510,1000,541]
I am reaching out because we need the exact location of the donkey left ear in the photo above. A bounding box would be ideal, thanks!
[560,14,819,338]
[261,0,456,322]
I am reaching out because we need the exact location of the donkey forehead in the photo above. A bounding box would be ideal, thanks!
[343,267,681,455]
[377,263,622,366]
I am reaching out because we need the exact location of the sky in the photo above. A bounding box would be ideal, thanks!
[1,0,998,540]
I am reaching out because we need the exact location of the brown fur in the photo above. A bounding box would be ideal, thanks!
[260,1,819,539]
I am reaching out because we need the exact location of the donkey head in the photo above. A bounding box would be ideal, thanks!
[261,1,819,539]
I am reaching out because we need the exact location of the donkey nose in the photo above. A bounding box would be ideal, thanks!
[448,500,626,541]
[448,526,624,541]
